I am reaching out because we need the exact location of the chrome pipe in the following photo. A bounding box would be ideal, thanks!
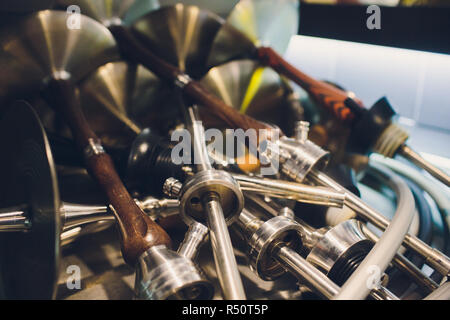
[61,202,112,230]
[370,286,399,300]
[182,105,246,300]
[203,192,246,300]
[309,168,450,277]
[0,205,31,232]
[178,222,209,261]
[233,174,345,208]
[362,224,439,293]
[398,144,450,188]
[243,197,398,300]
[273,243,340,299]
[186,106,213,173]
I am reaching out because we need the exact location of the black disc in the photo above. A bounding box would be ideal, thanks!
[0,100,61,299]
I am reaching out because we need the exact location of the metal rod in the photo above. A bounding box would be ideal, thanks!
[178,222,209,261]
[203,192,246,299]
[370,286,399,300]
[62,202,112,230]
[242,201,398,300]
[0,205,31,232]
[309,169,450,277]
[273,243,340,299]
[362,224,439,293]
[186,106,213,173]
[398,144,450,188]
[233,174,345,208]
[184,105,246,299]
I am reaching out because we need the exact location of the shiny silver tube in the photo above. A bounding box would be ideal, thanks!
[186,106,212,173]
[398,144,450,188]
[184,106,246,300]
[309,168,450,276]
[62,202,113,230]
[0,205,30,232]
[136,197,180,220]
[203,193,246,299]
[233,174,345,208]
[370,286,399,300]
[333,164,415,300]
[273,244,340,299]
[178,222,209,261]
[60,220,115,247]
[362,224,439,293]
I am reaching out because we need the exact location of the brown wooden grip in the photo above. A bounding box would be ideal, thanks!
[43,78,171,265]
[184,81,271,132]
[109,25,180,84]
[109,25,273,137]
[257,46,365,124]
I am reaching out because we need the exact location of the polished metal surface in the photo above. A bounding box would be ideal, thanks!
[61,203,113,230]
[207,0,299,68]
[235,207,339,299]
[0,10,119,106]
[178,106,246,300]
[200,59,287,124]
[306,219,372,276]
[178,107,244,225]
[246,213,303,280]
[309,169,450,276]
[305,219,399,300]
[135,244,214,300]
[274,244,340,299]
[399,144,450,188]
[136,197,180,220]
[132,4,225,76]
[78,61,178,147]
[178,222,209,260]
[203,193,246,300]
[0,101,61,299]
[233,174,345,208]
[60,220,115,247]
[55,0,160,26]
[273,136,330,183]
[0,206,31,232]
[179,166,244,225]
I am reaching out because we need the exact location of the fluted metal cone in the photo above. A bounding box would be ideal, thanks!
[207,0,299,68]
[0,10,119,106]
[77,61,181,147]
[199,59,287,124]
[132,4,224,77]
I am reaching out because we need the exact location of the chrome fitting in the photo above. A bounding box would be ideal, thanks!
[306,219,372,285]
[163,177,183,198]
[83,138,105,159]
[247,215,303,281]
[135,245,213,300]
[178,170,244,226]
[174,73,192,89]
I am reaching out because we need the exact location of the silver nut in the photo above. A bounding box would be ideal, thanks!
[163,178,183,198]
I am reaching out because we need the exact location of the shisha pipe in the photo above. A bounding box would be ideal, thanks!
[206,0,450,187]
[0,10,213,300]
[233,207,340,299]
[206,0,360,124]
[58,59,341,208]
[54,1,269,133]
[241,196,399,300]
[158,73,450,278]
[169,105,246,300]
[0,101,178,299]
